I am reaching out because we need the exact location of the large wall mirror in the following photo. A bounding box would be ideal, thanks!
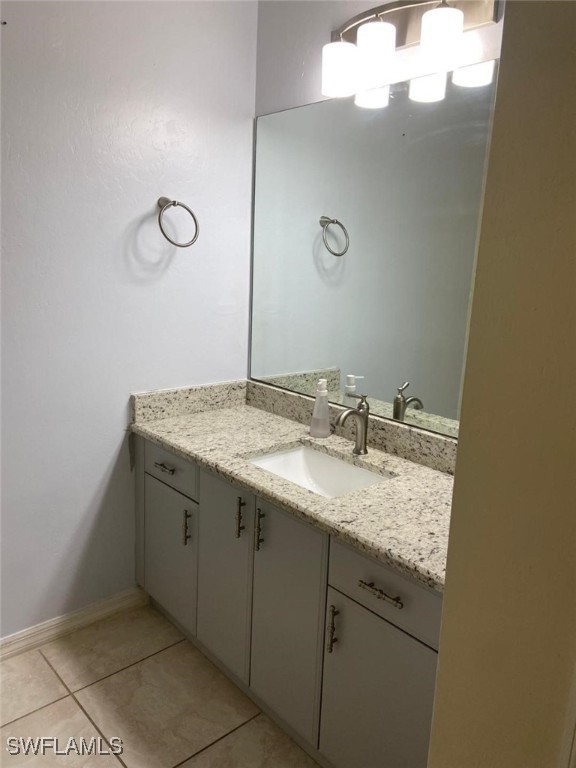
[250,75,498,438]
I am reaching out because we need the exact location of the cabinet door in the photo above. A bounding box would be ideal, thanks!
[144,475,198,636]
[250,500,328,745]
[320,587,438,768]
[197,471,254,683]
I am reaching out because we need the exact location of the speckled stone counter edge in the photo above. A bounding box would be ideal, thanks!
[130,380,246,423]
[246,381,457,475]
[259,367,341,393]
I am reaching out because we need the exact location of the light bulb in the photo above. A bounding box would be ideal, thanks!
[321,41,359,97]
[356,21,396,91]
[409,72,447,102]
[355,86,390,109]
[420,4,464,72]
[452,59,495,87]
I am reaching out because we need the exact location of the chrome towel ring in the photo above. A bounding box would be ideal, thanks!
[319,216,349,257]
[157,197,199,248]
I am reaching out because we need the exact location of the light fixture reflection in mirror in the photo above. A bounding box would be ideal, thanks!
[355,86,390,109]
[409,72,447,103]
[453,59,496,88]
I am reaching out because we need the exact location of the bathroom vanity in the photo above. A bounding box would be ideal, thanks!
[131,384,451,768]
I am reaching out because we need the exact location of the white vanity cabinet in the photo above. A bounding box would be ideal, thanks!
[196,470,255,683]
[250,499,329,746]
[319,540,441,768]
[135,437,442,767]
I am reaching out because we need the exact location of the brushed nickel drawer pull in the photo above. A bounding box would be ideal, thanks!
[255,508,265,551]
[327,605,340,653]
[154,461,176,476]
[235,497,246,538]
[182,510,192,545]
[358,579,404,610]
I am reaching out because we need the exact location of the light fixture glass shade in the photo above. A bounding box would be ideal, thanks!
[355,86,390,109]
[452,59,495,87]
[356,21,396,91]
[408,72,447,102]
[420,5,464,71]
[321,41,359,97]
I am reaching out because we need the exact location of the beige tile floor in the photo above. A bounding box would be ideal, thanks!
[0,605,320,767]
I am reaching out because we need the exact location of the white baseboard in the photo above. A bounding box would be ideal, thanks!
[0,587,149,660]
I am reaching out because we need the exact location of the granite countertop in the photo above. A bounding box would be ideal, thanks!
[132,404,453,593]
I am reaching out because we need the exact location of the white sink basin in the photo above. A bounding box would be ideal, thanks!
[250,445,390,498]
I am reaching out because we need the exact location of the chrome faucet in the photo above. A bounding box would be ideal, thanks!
[393,382,424,421]
[335,394,370,455]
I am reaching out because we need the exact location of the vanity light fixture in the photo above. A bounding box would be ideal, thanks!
[321,0,499,107]
[354,20,396,108]
[321,40,359,98]
[408,0,462,102]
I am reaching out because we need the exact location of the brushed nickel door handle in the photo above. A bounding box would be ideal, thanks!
[254,508,265,551]
[235,497,246,538]
[358,579,404,610]
[154,461,176,476]
[327,605,340,653]
[182,509,192,546]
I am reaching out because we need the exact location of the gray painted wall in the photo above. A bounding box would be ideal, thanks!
[256,1,375,115]
[1,1,257,637]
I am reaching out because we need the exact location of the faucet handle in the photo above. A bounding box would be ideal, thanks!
[397,381,410,394]
[348,393,370,412]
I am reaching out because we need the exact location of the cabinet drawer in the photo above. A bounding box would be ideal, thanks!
[145,441,198,500]
[329,538,442,650]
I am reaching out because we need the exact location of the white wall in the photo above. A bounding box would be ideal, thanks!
[1,1,257,637]
[251,86,494,419]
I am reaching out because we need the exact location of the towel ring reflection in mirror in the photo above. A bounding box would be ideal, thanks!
[319,216,349,257]
[157,197,199,248]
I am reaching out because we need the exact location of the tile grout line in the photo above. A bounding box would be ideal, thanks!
[171,712,263,768]
[38,637,186,694]
[0,693,71,729]
[36,652,72,694]
[14,637,266,768]
[71,694,129,768]
[39,652,129,768]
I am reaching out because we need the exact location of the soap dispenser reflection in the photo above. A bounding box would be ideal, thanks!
[344,374,364,402]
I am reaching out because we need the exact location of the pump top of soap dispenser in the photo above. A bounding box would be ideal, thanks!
[317,378,328,393]
[345,374,364,394]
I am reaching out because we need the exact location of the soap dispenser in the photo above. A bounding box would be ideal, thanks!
[310,379,331,438]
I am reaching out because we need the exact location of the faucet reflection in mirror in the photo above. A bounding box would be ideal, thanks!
[322,0,500,106]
